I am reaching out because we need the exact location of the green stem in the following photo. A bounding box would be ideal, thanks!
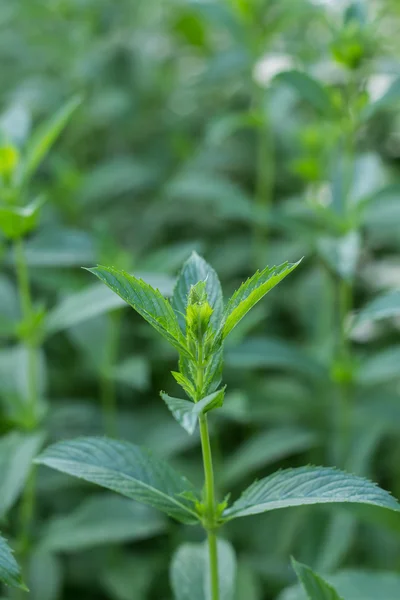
[336,276,353,467]
[253,84,274,268]
[100,312,121,437]
[196,344,219,600]
[14,237,38,568]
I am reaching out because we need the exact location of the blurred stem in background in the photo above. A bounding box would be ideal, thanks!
[253,84,274,269]
[336,276,353,467]
[14,235,39,581]
[100,311,122,437]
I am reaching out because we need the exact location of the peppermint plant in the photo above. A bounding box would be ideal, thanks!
[36,252,400,599]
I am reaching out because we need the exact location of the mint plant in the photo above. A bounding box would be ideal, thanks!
[36,252,400,599]
[0,97,81,591]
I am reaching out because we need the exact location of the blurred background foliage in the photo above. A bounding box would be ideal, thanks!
[1,0,400,598]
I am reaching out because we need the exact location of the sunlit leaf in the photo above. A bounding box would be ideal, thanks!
[87,266,189,356]
[220,260,301,339]
[172,251,223,330]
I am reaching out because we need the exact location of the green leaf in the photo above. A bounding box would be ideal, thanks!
[161,388,225,435]
[222,427,318,487]
[0,535,26,590]
[87,266,189,356]
[170,538,236,600]
[276,71,334,115]
[354,290,400,325]
[35,437,199,524]
[0,197,44,239]
[222,466,400,520]
[27,549,62,600]
[46,274,174,335]
[172,251,223,331]
[220,260,301,339]
[40,494,166,551]
[292,559,344,600]
[279,570,400,600]
[317,232,361,282]
[21,95,82,184]
[357,346,400,386]
[111,355,150,391]
[0,431,44,518]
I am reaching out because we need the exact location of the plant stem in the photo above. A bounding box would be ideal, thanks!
[14,237,38,571]
[337,277,353,467]
[14,237,37,426]
[253,84,274,268]
[196,343,219,600]
[100,312,121,437]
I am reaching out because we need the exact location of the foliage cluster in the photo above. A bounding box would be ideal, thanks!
[0,0,400,599]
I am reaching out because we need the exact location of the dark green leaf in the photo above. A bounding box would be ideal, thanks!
[223,466,400,520]
[292,559,344,600]
[0,535,26,590]
[35,437,199,524]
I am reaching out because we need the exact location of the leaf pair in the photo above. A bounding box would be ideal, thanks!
[35,437,400,525]
[88,252,301,354]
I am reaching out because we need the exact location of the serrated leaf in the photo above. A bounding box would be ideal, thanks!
[223,466,400,520]
[172,371,196,400]
[0,197,44,239]
[354,290,400,325]
[35,437,199,524]
[161,388,225,435]
[40,494,166,551]
[46,275,174,335]
[87,266,190,357]
[276,71,334,115]
[292,559,344,600]
[172,251,223,331]
[279,569,400,600]
[0,430,44,518]
[170,539,236,600]
[0,535,26,590]
[20,95,81,185]
[220,260,301,339]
